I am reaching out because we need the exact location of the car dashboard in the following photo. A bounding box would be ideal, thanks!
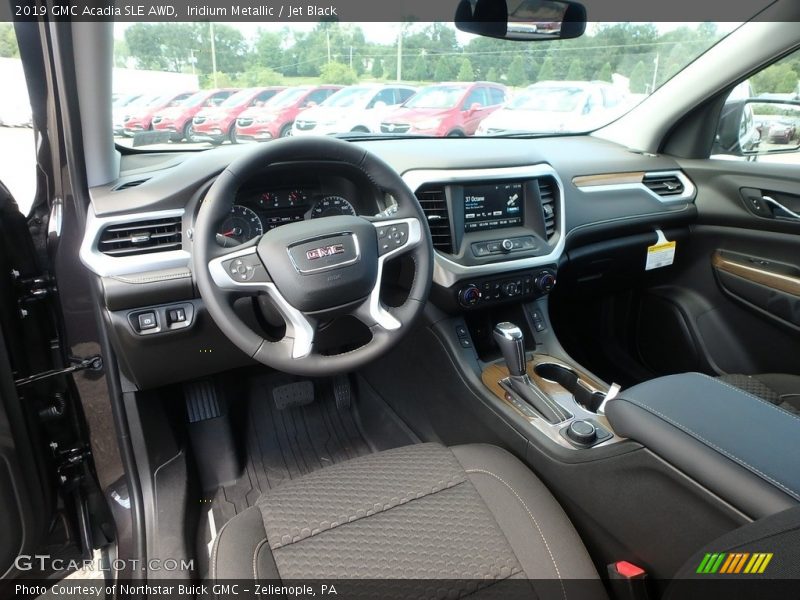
[79,136,698,389]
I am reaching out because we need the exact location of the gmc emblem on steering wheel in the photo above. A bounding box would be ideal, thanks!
[306,244,346,260]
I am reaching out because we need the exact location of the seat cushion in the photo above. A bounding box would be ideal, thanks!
[211,443,605,599]
[718,373,800,415]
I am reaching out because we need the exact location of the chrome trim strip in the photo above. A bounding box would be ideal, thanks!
[355,217,423,331]
[80,206,189,277]
[401,165,566,288]
[207,244,316,359]
[574,170,696,204]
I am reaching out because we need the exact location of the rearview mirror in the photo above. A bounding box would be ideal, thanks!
[456,0,586,41]
[716,99,800,157]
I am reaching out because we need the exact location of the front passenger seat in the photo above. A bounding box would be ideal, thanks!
[211,442,606,599]
[718,374,800,415]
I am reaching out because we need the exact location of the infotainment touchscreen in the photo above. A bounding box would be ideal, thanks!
[464,182,524,231]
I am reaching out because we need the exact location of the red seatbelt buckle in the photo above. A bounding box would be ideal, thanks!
[608,561,650,600]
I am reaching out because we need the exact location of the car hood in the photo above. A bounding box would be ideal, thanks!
[385,107,454,123]
[297,106,350,122]
[480,108,578,132]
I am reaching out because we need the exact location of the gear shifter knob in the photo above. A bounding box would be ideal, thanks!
[493,322,526,377]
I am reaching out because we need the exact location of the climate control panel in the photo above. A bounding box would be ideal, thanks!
[456,268,557,309]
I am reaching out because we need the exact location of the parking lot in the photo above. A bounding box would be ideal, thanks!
[0,126,36,215]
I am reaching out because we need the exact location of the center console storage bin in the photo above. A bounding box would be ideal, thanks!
[606,372,800,519]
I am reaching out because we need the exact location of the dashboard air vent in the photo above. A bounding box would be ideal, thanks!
[415,185,452,253]
[113,178,150,191]
[98,216,182,257]
[537,177,558,239]
[643,173,684,197]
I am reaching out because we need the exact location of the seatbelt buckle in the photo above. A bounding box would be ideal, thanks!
[607,561,651,600]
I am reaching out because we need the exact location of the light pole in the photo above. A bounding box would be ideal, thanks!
[209,22,218,87]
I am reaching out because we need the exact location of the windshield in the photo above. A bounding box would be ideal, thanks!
[322,87,373,108]
[220,89,257,108]
[404,86,465,109]
[266,88,309,109]
[510,87,588,112]
[113,22,733,148]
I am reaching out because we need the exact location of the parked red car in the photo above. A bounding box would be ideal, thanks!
[152,88,238,142]
[234,85,343,141]
[191,87,285,145]
[121,91,194,137]
[380,82,507,137]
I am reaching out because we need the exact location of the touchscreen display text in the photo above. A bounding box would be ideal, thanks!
[464,182,524,231]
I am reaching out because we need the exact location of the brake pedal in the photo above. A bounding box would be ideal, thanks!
[273,381,314,410]
[333,375,351,411]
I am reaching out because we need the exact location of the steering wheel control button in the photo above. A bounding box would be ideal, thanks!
[137,312,157,331]
[377,222,409,256]
[222,253,268,283]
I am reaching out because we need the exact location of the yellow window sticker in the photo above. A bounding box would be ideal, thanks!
[645,230,676,271]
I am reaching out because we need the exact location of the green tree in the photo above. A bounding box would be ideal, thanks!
[251,29,285,72]
[506,56,527,87]
[486,67,499,83]
[596,62,613,82]
[537,57,555,82]
[752,63,798,94]
[433,55,457,81]
[457,58,474,82]
[409,53,430,81]
[629,60,647,93]
[566,58,584,81]
[235,67,283,87]
[371,57,384,79]
[320,62,359,85]
[0,24,19,58]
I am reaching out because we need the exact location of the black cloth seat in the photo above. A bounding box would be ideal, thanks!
[718,373,800,415]
[211,442,605,599]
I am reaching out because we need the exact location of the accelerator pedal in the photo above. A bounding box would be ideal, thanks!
[333,375,352,411]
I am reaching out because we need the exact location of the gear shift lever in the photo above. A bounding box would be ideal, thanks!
[493,322,527,377]
[492,322,571,424]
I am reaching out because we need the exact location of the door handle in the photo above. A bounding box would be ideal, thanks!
[762,195,800,220]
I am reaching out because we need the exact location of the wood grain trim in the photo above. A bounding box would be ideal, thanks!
[481,355,608,419]
[712,251,800,297]
[572,172,645,188]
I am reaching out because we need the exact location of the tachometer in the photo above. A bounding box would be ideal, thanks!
[217,205,263,245]
[310,196,356,219]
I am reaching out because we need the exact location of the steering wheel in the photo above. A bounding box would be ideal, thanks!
[193,137,433,376]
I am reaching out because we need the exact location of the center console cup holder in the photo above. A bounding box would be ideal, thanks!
[534,363,605,413]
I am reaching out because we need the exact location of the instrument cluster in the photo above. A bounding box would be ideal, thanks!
[216,174,377,245]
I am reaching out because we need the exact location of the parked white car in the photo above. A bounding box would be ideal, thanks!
[476,80,630,135]
[292,84,417,136]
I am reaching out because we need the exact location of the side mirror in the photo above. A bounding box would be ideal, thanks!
[373,101,388,109]
[467,102,482,112]
[716,98,800,157]
[456,0,586,41]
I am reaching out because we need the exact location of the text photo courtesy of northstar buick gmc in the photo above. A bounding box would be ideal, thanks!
[2,0,800,599]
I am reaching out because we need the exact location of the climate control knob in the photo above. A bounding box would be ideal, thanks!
[535,272,557,294]
[458,284,481,307]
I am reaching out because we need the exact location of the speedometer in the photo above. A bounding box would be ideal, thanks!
[310,196,356,219]
[217,205,263,245]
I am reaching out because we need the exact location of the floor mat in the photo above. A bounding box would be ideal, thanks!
[207,375,373,525]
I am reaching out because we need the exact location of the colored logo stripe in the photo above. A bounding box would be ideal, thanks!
[697,552,773,574]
